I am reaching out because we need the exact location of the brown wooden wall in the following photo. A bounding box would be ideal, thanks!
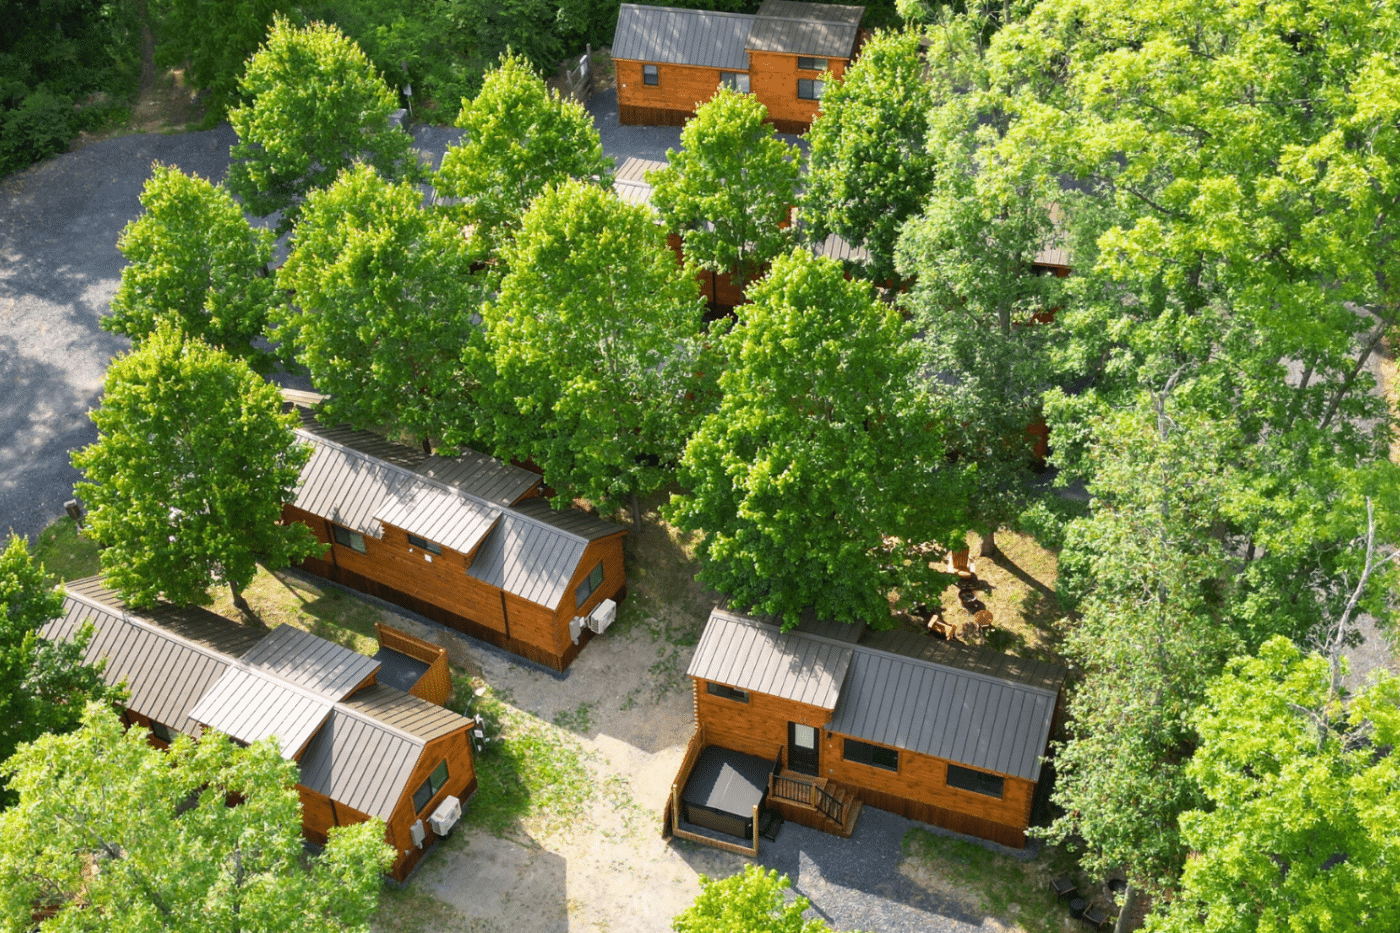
[376,622,452,706]
[747,51,846,133]
[693,678,831,762]
[281,504,621,671]
[548,532,629,655]
[616,59,723,124]
[380,727,478,881]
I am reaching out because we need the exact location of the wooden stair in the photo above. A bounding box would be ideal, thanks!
[768,772,863,838]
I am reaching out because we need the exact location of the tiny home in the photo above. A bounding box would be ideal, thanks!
[42,578,478,882]
[281,397,628,672]
[612,1,865,134]
[668,609,1066,853]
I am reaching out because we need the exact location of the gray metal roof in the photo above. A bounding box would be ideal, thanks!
[374,480,501,557]
[338,682,470,743]
[41,586,249,737]
[614,156,668,209]
[747,1,863,57]
[688,609,854,710]
[415,451,540,506]
[612,4,754,69]
[1034,202,1071,269]
[240,624,380,700]
[692,609,1064,781]
[861,629,1067,694]
[811,232,872,265]
[293,434,403,539]
[188,666,334,759]
[60,577,265,657]
[296,706,421,820]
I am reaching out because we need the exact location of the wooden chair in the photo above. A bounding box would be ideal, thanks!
[1050,876,1077,901]
[1080,903,1114,931]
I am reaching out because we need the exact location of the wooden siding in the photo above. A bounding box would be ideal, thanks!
[693,679,829,762]
[380,727,478,881]
[376,623,451,706]
[747,51,846,132]
[616,59,723,123]
[283,503,620,671]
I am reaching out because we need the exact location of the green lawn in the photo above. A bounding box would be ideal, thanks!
[33,517,101,584]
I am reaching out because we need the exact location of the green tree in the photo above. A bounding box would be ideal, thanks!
[435,51,612,252]
[152,0,288,121]
[72,321,320,612]
[1145,637,1400,933]
[227,16,414,234]
[276,163,489,447]
[648,88,801,283]
[673,865,841,933]
[106,163,276,370]
[477,179,706,518]
[668,248,969,628]
[0,535,122,807]
[0,703,393,933]
[803,29,937,283]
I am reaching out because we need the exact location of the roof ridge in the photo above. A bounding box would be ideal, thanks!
[721,610,1061,698]
[620,2,757,21]
[61,587,241,666]
[295,426,604,544]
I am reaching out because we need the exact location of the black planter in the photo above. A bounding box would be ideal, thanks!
[1069,898,1087,920]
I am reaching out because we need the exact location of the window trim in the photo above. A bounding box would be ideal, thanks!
[796,57,828,72]
[945,763,1005,799]
[413,760,450,814]
[643,63,659,86]
[720,71,751,93]
[797,78,825,101]
[406,533,442,555]
[843,738,899,772]
[575,562,605,609]
[706,682,749,703]
[331,524,367,554]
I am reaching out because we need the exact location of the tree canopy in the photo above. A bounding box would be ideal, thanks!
[276,162,489,445]
[0,703,394,933]
[669,248,969,627]
[804,29,937,283]
[106,163,276,369]
[0,535,122,807]
[648,88,800,282]
[672,865,844,933]
[72,321,320,611]
[227,15,414,234]
[477,179,707,513]
[434,51,612,252]
[1145,637,1400,933]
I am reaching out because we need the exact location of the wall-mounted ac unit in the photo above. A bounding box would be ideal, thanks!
[429,795,461,836]
[587,598,617,634]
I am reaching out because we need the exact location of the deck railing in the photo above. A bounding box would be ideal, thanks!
[769,771,845,826]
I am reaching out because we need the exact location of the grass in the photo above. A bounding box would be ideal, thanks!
[901,828,1084,933]
[374,885,478,933]
[205,566,382,655]
[33,517,101,584]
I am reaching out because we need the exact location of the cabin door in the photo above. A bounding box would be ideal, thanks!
[787,723,819,776]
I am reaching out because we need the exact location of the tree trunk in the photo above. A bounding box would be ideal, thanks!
[630,488,643,535]
[979,526,999,558]
[421,435,432,455]
[231,582,250,614]
[1115,881,1145,933]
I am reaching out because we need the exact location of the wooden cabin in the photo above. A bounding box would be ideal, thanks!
[41,578,478,882]
[612,1,865,134]
[281,397,628,672]
[667,609,1066,853]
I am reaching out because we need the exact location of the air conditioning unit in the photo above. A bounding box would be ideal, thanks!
[587,598,617,634]
[429,795,461,836]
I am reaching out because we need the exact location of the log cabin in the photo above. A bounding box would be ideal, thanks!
[280,395,628,672]
[668,609,1066,853]
[612,1,865,134]
[41,577,478,882]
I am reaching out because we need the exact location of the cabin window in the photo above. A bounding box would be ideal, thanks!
[413,760,450,813]
[946,763,1004,798]
[331,524,367,554]
[798,79,825,100]
[797,57,828,71]
[706,682,749,703]
[843,739,898,771]
[575,562,605,608]
[406,533,442,555]
[720,72,751,93]
[643,64,659,86]
[148,720,177,744]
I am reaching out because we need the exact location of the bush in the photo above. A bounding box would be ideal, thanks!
[0,89,77,174]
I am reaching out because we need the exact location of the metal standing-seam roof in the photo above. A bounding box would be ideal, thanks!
[188,667,334,759]
[747,1,864,58]
[688,609,854,710]
[293,434,406,539]
[373,480,502,557]
[692,609,1065,781]
[40,582,260,737]
[612,3,755,69]
[239,624,380,699]
[466,498,622,610]
[414,451,540,506]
